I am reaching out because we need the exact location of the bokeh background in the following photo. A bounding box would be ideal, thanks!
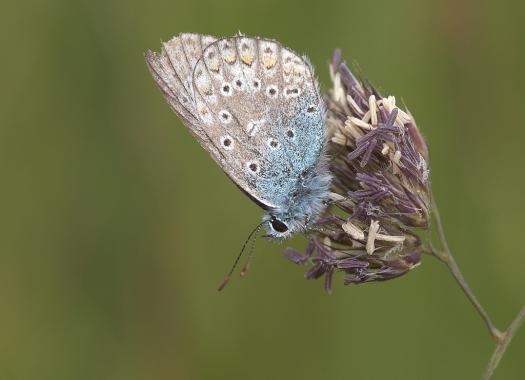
[1,0,525,379]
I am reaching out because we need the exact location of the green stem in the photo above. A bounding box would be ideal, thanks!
[430,194,501,340]
[429,192,525,379]
[481,305,525,380]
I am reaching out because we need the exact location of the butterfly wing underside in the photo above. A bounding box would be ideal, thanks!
[145,33,223,158]
[146,34,325,211]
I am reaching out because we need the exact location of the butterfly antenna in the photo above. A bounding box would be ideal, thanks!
[218,221,266,291]
[239,224,263,278]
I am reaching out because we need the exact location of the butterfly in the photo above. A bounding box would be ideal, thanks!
[145,33,331,240]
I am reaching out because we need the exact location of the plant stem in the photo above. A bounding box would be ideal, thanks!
[429,192,525,379]
[430,194,501,340]
[481,305,525,380]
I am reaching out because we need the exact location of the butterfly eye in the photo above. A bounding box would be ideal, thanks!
[270,218,289,233]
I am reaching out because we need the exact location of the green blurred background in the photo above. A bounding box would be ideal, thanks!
[1,0,524,379]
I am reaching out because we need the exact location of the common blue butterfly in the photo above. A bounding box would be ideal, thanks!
[145,33,331,240]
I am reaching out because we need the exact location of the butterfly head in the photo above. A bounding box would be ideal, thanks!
[264,207,318,239]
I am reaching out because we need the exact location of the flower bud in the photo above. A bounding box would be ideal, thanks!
[284,51,431,292]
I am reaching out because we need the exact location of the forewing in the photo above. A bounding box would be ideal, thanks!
[145,33,218,144]
[191,36,325,209]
